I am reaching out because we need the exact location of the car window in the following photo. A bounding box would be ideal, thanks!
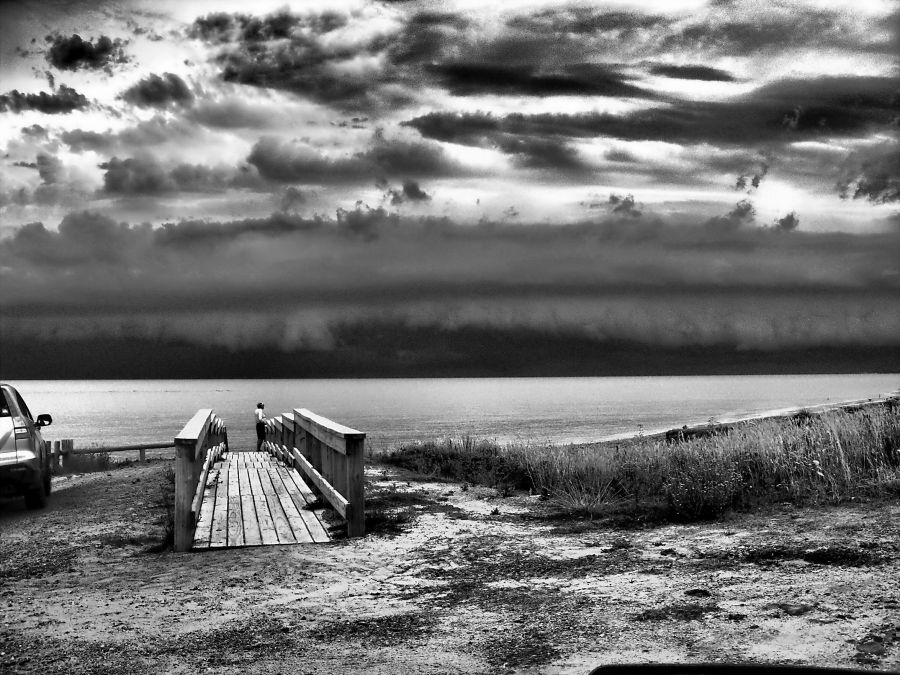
[0,391,11,417]
[15,392,33,421]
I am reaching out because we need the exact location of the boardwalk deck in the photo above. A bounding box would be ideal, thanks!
[193,451,331,549]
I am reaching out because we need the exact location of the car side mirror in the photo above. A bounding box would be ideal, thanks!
[36,414,52,428]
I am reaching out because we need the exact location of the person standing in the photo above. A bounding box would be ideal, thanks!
[255,402,266,451]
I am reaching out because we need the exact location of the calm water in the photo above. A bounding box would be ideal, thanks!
[7,375,899,453]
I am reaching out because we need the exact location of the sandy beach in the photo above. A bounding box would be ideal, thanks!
[2,459,898,674]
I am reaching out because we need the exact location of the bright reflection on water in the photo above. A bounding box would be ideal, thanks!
[10,375,899,453]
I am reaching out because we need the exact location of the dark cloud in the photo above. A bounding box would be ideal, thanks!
[1,211,898,373]
[705,199,756,231]
[21,125,49,139]
[401,180,429,201]
[405,76,898,148]
[189,9,393,108]
[649,64,736,82]
[0,84,88,114]
[426,62,658,98]
[735,163,768,192]
[774,212,800,231]
[280,186,307,212]
[608,194,641,218]
[663,9,859,55]
[189,9,347,43]
[506,8,668,35]
[387,11,471,64]
[61,116,203,154]
[121,73,194,108]
[99,155,251,195]
[247,132,462,184]
[496,136,589,173]
[59,129,112,153]
[36,153,63,184]
[838,147,900,204]
[382,180,431,205]
[45,33,128,71]
[100,156,172,194]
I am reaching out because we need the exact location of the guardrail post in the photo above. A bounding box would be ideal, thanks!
[346,437,365,537]
[174,439,195,552]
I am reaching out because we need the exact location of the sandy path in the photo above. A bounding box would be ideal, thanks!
[1,461,898,673]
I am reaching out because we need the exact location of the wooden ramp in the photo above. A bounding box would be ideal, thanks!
[192,451,331,549]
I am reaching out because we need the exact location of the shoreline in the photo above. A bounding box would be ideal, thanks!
[582,388,900,447]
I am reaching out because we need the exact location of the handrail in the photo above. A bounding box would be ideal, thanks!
[265,408,365,537]
[173,409,228,552]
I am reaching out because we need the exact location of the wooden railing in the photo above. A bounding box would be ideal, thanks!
[265,408,365,537]
[174,409,228,552]
[51,440,175,467]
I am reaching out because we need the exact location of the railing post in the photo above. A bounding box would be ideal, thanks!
[346,437,365,537]
[174,439,195,552]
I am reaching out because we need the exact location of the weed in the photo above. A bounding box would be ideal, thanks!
[143,466,175,553]
[56,452,115,475]
[377,402,900,524]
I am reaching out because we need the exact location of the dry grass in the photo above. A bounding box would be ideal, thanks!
[379,400,900,522]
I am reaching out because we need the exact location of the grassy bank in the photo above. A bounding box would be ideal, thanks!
[379,400,900,521]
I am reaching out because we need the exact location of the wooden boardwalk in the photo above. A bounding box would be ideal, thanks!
[192,451,331,549]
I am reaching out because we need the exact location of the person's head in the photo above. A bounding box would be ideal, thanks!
[257,402,264,409]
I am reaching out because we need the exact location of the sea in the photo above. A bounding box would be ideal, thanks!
[7,374,898,455]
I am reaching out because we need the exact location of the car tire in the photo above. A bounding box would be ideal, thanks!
[25,486,47,509]
[44,471,52,496]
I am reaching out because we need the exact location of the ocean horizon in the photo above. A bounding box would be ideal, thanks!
[8,374,898,453]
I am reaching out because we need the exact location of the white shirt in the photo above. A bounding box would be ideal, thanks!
[255,407,265,423]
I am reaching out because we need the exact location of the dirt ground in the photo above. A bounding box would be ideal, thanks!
[1,460,899,674]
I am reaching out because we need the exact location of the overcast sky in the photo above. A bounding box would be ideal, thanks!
[0,0,897,377]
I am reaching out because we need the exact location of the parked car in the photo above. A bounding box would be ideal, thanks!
[0,383,53,509]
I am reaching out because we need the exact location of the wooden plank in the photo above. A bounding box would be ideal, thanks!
[290,447,349,518]
[192,468,219,549]
[71,442,175,455]
[174,440,196,552]
[238,464,262,546]
[226,467,244,547]
[247,466,279,545]
[265,465,314,544]
[345,437,366,537]
[273,464,323,543]
[209,468,230,548]
[257,467,296,544]
[176,409,212,448]
[282,464,331,543]
[191,448,214,517]
[294,408,365,455]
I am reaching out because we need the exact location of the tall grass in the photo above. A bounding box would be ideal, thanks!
[379,402,900,521]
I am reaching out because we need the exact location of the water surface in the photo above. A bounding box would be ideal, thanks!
[9,374,897,452]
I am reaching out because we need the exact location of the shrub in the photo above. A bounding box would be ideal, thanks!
[377,401,900,523]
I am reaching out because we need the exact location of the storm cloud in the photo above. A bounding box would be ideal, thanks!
[425,63,658,99]
[45,33,128,71]
[99,155,254,195]
[405,76,899,148]
[121,73,194,108]
[0,84,88,114]
[247,132,463,184]
[2,207,897,376]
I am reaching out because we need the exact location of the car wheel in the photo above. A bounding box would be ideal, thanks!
[44,471,52,496]
[25,486,47,509]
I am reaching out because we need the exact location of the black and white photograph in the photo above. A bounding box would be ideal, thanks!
[0,0,898,671]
